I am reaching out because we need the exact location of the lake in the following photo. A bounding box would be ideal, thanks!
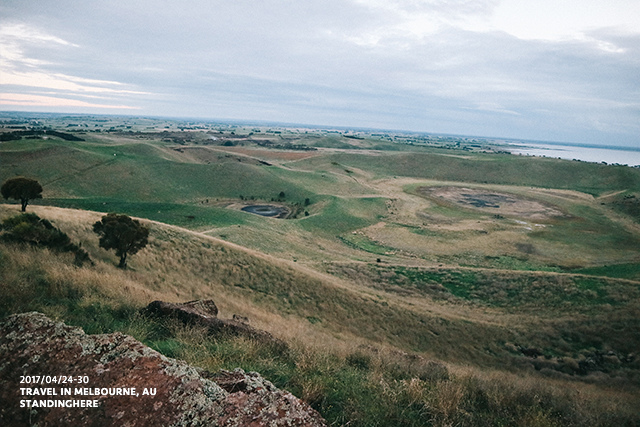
[506,142,640,167]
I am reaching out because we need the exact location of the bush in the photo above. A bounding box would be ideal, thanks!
[0,213,91,266]
[1,213,68,247]
[346,351,372,370]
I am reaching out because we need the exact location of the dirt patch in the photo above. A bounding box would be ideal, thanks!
[215,147,319,161]
[418,187,564,220]
[167,146,268,165]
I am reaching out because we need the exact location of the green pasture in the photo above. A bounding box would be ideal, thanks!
[2,127,640,274]
[338,233,395,256]
[1,137,315,204]
[47,198,250,229]
[527,204,640,264]
[295,151,640,195]
[573,262,640,281]
[300,196,387,236]
[268,165,372,197]
[335,264,640,315]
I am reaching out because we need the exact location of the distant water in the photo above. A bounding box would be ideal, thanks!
[506,142,640,166]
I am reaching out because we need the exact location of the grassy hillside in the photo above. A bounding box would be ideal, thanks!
[2,116,640,425]
[294,151,640,196]
[4,130,639,271]
[1,139,313,203]
[1,204,639,426]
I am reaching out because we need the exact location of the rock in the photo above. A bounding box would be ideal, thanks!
[519,346,543,358]
[144,299,219,323]
[143,300,287,352]
[0,312,326,427]
[208,369,323,426]
[232,314,249,324]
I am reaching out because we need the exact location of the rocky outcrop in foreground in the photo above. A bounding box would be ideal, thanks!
[143,300,288,352]
[0,312,326,426]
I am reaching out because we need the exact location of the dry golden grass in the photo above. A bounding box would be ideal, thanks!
[3,204,638,359]
[2,203,639,426]
[0,205,387,351]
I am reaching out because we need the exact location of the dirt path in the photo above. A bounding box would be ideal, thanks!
[42,158,118,186]
[597,190,627,199]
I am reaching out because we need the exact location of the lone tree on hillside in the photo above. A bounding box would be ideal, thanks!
[1,177,43,212]
[93,213,149,269]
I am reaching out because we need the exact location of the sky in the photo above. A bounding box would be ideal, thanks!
[1,0,639,146]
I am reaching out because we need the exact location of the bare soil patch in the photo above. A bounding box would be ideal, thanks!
[215,147,319,161]
[419,186,564,220]
[168,146,267,165]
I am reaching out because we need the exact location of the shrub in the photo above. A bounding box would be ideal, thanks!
[0,213,91,266]
[346,351,372,370]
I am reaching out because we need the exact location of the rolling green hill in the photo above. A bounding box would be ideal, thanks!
[2,115,640,425]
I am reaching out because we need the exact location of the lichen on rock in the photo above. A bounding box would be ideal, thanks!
[0,312,326,426]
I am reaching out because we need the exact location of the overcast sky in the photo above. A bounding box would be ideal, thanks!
[1,0,639,146]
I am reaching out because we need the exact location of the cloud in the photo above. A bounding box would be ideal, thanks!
[335,0,498,47]
[491,0,640,41]
[0,93,139,110]
[0,23,78,69]
[0,23,77,46]
[0,20,147,109]
[3,70,150,95]
[0,0,638,145]
[463,102,521,116]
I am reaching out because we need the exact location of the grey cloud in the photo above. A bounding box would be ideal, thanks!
[0,0,638,145]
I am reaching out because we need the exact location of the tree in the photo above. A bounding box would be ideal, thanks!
[93,213,149,269]
[1,177,43,212]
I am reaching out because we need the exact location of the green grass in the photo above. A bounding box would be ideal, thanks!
[300,196,387,236]
[529,207,640,253]
[338,233,395,255]
[268,165,372,197]
[296,151,640,195]
[330,264,640,313]
[305,136,358,149]
[389,267,479,299]
[47,198,249,228]
[1,139,315,203]
[607,194,640,222]
[464,255,563,272]
[572,263,640,280]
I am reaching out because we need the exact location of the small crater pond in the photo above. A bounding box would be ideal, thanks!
[241,205,290,218]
